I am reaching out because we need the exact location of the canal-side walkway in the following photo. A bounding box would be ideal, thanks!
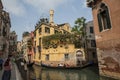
[0,61,22,80]
[15,59,28,80]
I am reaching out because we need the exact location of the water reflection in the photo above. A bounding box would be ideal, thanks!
[29,65,117,80]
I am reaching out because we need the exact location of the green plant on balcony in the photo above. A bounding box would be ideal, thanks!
[42,33,82,49]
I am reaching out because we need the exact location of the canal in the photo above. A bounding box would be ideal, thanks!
[27,65,117,80]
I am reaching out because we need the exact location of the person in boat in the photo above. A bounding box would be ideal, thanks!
[58,63,64,67]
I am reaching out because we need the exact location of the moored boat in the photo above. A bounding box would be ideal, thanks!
[41,62,93,69]
[27,62,34,67]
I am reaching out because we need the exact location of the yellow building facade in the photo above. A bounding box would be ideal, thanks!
[34,10,86,67]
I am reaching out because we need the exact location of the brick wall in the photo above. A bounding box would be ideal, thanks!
[92,0,120,79]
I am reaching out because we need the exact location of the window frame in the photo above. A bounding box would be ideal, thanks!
[39,28,42,34]
[45,27,50,33]
[46,54,49,61]
[97,3,112,32]
[91,40,96,47]
[90,26,94,33]
[54,29,59,34]
[64,54,69,61]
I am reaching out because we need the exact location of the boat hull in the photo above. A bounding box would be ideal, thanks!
[27,62,34,67]
[41,63,93,69]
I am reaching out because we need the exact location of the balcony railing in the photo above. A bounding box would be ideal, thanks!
[87,0,94,3]
[86,0,96,7]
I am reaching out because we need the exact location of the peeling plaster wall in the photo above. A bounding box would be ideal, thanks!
[97,39,120,79]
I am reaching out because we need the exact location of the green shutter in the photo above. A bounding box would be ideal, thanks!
[106,7,112,29]
[97,13,103,32]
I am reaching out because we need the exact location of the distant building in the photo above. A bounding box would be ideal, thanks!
[0,0,11,58]
[87,0,120,79]
[21,32,30,61]
[17,41,22,54]
[9,31,17,56]
[34,10,86,66]
[27,31,35,63]
[85,21,97,63]
[21,31,35,63]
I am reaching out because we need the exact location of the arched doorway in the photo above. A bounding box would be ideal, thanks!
[76,50,83,66]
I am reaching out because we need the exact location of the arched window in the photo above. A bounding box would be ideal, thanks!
[97,3,112,32]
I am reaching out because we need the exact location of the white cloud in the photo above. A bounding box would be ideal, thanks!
[2,0,74,16]
[82,0,87,8]
[2,0,26,16]
[22,0,70,13]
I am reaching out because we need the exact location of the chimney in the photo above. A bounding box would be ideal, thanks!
[49,10,54,23]
[0,0,3,10]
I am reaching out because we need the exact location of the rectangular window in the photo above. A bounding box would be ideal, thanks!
[34,41,36,46]
[46,54,49,61]
[39,28,41,34]
[39,46,41,52]
[90,27,93,33]
[38,46,41,59]
[92,52,96,58]
[37,46,39,52]
[39,38,41,46]
[45,27,50,33]
[91,40,96,47]
[54,30,58,34]
[3,27,6,37]
[34,47,36,53]
[64,54,69,61]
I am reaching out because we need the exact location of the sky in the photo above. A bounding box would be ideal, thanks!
[2,0,93,41]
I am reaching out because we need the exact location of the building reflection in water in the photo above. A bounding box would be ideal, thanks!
[28,65,117,80]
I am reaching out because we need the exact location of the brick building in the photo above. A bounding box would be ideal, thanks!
[87,0,120,79]
[34,10,86,66]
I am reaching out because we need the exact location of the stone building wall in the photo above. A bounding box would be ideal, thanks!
[0,0,11,58]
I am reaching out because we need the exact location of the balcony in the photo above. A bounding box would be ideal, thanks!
[86,0,97,7]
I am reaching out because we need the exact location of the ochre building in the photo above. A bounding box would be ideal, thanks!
[34,10,86,67]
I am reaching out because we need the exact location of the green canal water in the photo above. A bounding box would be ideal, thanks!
[28,65,118,80]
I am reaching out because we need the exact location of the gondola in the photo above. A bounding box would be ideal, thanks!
[41,62,93,69]
[27,62,34,67]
